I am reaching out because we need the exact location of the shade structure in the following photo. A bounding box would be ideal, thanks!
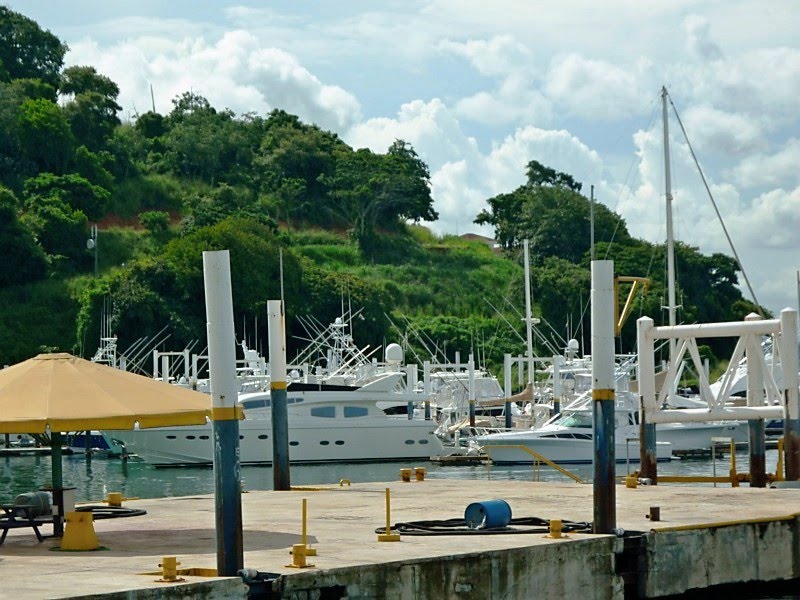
[0,353,212,434]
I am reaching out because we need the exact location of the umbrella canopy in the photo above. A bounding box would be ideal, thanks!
[0,353,212,434]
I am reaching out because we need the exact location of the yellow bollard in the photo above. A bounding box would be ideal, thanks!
[106,492,123,507]
[399,468,412,482]
[60,511,99,551]
[301,498,317,556]
[414,467,426,482]
[286,543,315,568]
[339,478,351,487]
[545,519,567,539]
[625,475,638,489]
[377,487,401,542]
[157,556,185,582]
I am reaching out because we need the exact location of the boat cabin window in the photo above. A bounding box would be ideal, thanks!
[241,398,270,410]
[310,406,336,418]
[344,406,369,418]
[287,397,304,404]
[558,413,593,428]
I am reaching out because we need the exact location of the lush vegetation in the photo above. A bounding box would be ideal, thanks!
[0,7,764,381]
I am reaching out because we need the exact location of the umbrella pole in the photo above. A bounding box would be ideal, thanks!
[51,431,64,536]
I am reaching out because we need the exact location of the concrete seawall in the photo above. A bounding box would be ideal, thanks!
[1,479,798,598]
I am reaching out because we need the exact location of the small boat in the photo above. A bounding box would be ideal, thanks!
[64,431,128,457]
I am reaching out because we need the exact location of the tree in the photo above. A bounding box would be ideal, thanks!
[0,7,67,87]
[525,160,582,192]
[19,195,88,266]
[163,94,247,183]
[476,161,629,258]
[321,142,437,256]
[257,109,345,226]
[23,172,110,221]
[60,66,122,151]
[0,186,46,285]
[17,98,73,174]
[139,210,171,244]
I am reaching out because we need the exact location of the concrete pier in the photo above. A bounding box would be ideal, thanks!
[0,479,799,598]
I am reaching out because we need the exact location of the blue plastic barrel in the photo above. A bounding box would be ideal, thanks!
[464,499,512,529]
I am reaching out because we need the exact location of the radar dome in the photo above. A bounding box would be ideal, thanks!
[385,343,404,363]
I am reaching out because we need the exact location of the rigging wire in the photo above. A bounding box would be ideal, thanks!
[666,92,764,316]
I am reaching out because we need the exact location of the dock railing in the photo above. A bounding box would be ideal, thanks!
[483,445,585,484]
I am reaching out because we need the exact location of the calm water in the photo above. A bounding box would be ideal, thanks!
[0,448,782,504]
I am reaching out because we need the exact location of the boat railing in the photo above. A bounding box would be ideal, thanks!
[482,444,585,484]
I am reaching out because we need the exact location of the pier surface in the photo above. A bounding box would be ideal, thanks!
[1,478,799,598]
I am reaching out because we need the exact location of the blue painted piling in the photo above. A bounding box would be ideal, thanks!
[203,250,243,576]
[268,300,291,491]
[591,260,616,534]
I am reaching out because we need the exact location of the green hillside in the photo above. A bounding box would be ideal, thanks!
[0,6,764,378]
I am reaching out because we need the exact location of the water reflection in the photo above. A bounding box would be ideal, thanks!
[0,449,781,504]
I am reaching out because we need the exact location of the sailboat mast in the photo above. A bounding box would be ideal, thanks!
[662,86,677,360]
[523,239,535,385]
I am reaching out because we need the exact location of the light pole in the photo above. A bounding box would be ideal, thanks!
[86,224,98,276]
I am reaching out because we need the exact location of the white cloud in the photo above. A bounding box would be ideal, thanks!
[438,35,532,78]
[683,15,724,61]
[544,54,645,121]
[345,98,479,170]
[729,139,800,189]
[67,30,361,131]
[733,186,800,249]
[680,105,766,156]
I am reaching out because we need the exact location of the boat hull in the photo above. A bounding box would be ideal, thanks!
[476,431,672,465]
[109,416,442,467]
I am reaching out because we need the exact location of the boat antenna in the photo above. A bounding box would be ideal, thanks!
[666,90,764,317]
[590,184,595,261]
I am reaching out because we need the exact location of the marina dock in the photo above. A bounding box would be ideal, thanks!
[0,478,799,599]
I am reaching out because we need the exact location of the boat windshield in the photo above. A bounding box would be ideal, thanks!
[557,413,593,428]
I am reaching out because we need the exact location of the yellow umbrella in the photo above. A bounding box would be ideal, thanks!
[0,353,211,433]
[0,353,212,534]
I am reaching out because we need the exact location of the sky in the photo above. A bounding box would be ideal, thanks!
[8,1,800,316]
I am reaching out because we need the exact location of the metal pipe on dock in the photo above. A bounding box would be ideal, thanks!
[269,299,291,491]
[203,250,243,576]
[636,316,658,482]
[592,260,616,533]
[780,308,800,479]
[745,313,767,487]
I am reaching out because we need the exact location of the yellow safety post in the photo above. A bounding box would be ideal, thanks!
[60,511,99,551]
[286,543,315,568]
[377,488,401,542]
[730,439,740,487]
[625,475,638,488]
[101,492,139,507]
[156,556,185,582]
[545,519,567,539]
[414,467,426,481]
[301,498,316,556]
[399,468,412,482]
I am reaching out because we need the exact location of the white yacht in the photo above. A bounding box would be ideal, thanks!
[109,364,443,466]
[476,370,746,464]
